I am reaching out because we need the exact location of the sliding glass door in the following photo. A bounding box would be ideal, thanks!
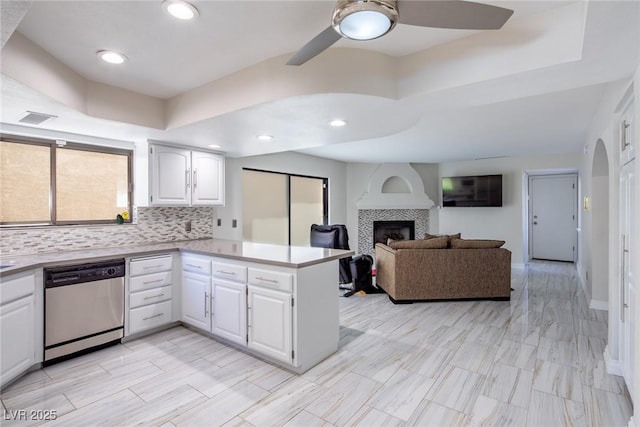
[242,169,328,246]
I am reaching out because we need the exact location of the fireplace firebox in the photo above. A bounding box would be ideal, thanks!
[373,220,415,247]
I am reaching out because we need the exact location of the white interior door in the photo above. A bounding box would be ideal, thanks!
[529,174,577,261]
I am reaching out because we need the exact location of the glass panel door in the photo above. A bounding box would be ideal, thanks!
[242,170,288,245]
[290,176,325,246]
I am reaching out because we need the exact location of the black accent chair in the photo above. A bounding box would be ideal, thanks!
[310,224,352,285]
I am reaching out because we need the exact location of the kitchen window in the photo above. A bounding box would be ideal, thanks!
[0,136,132,226]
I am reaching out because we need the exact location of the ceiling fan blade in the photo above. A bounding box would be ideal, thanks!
[286,26,343,66]
[397,0,514,30]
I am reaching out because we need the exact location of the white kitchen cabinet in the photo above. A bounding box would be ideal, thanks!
[149,144,224,207]
[619,92,635,165]
[247,285,292,363]
[182,255,247,346]
[179,251,341,372]
[1,269,42,388]
[182,271,211,331]
[191,150,224,205]
[212,279,247,345]
[127,254,175,336]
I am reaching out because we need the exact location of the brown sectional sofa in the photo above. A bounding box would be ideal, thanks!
[374,241,511,303]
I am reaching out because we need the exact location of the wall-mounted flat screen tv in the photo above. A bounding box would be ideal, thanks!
[442,174,502,207]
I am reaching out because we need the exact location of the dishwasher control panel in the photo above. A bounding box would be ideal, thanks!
[44,259,125,288]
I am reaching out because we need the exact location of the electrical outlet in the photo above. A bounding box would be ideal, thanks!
[217,218,222,226]
[185,220,192,232]
[232,219,237,228]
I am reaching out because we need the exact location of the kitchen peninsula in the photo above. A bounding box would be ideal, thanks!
[0,239,353,387]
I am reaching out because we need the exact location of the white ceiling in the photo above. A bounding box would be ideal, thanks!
[1,0,639,163]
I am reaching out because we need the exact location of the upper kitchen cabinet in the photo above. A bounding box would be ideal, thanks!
[149,144,225,206]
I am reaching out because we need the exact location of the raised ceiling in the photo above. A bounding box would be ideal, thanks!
[1,1,638,163]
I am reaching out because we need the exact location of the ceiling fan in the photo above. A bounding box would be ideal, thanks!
[287,0,514,66]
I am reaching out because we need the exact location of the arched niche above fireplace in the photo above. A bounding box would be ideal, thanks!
[357,163,434,210]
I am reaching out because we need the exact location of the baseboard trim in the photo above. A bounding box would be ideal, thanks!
[604,345,624,376]
[589,299,609,311]
[628,416,636,427]
[511,263,525,270]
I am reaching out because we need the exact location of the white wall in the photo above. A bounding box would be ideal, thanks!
[438,154,581,266]
[214,151,347,242]
[345,162,440,252]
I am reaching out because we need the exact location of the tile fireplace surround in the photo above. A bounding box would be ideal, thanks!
[358,209,429,258]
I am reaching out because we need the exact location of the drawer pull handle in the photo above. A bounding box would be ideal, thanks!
[217,270,236,276]
[143,279,164,285]
[143,265,165,270]
[143,293,165,300]
[256,276,279,284]
[143,313,164,321]
[186,264,202,269]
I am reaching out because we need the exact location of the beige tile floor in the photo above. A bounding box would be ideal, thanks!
[1,261,633,426]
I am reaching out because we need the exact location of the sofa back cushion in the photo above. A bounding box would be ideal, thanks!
[451,239,506,249]
[388,236,449,249]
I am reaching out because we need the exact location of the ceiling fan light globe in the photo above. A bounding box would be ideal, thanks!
[339,11,391,40]
[332,0,398,41]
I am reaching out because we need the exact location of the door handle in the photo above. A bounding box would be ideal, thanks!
[193,169,197,189]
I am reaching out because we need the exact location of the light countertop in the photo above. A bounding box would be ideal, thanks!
[0,238,354,276]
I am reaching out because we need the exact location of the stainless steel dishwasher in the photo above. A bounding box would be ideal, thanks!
[44,259,125,364]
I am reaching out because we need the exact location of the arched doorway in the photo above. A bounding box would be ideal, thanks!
[590,139,609,308]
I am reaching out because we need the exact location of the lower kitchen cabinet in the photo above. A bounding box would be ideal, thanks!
[212,279,246,346]
[182,271,211,331]
[127,254,175,336]
[0,269,42,388]
[247,285,292,363]
[182,254,248,347]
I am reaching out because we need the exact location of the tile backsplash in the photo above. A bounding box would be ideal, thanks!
[0,207,215,256]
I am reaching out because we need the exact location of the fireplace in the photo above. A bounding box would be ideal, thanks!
[373,220,415,247]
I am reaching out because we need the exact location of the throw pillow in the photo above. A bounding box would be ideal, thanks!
[424,232,461,240]
[450,239,506,249]
[388,236,448,249]
[424,232,461,248]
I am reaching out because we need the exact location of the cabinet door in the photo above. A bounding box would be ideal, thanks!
[247,286,292,363]
[150,145,191,206]
[620,98,635,165]
[1,296,35,386]
[212,279,247,346]
[191,151,224,206]
[620,160,636,395]
[182,272,211,331]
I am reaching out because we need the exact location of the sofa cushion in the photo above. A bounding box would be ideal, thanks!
[424,232,461,248]
[451,239,506,249]
[387,236,449,249]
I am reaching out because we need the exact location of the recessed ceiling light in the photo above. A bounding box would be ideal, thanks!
[208,144,221,149]
[97,50,127,64]
[163,0,199,20]
[329,119,347,127]
[257,135,274,141]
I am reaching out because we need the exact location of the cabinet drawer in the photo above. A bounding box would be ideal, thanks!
[212,262,247,283]
[129,255,172,276]
[182,256,212,275]
[129,300,173,334]
[130,285,172,309]
[248,268,293,292]
[129,271,172,292]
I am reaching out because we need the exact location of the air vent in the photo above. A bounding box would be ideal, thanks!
[18,111,57,125]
